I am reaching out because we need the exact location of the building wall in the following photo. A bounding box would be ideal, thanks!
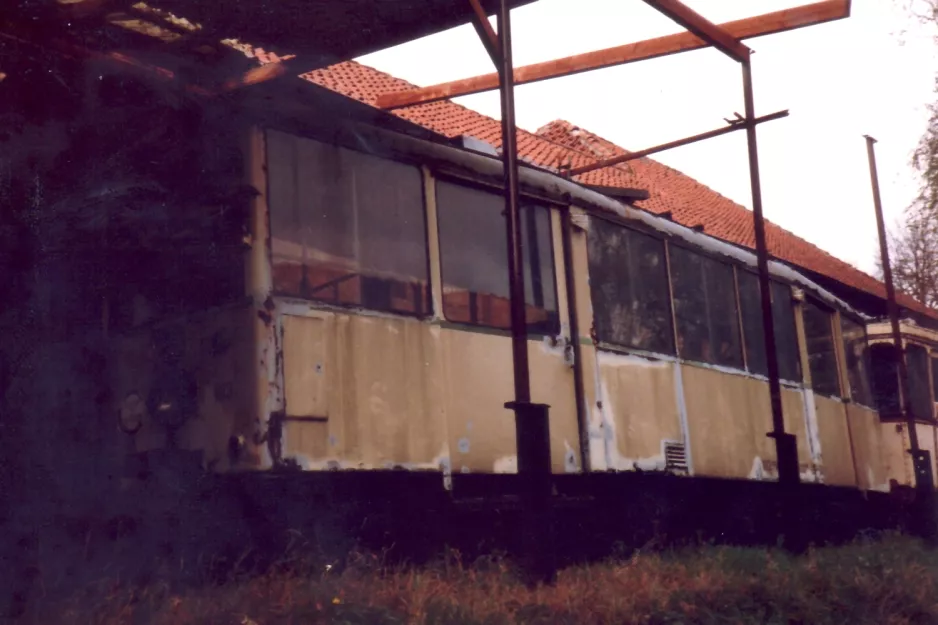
[109,302,259,472]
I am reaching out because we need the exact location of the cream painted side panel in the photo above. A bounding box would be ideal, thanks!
[882,422,913,486]
[579,343,607,471]
[280,315,580,474]
[440,328,580,474]
[681,365,811,480]
[596,351,682,471]
[846,403,889,491]
[281,313,448,470]
[814,395,856,487]
[282,315,329,418]
[917,423,938,483]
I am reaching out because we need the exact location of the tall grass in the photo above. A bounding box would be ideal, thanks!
[20,533,938,625]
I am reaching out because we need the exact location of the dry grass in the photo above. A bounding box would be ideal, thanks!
[21,534,938,625]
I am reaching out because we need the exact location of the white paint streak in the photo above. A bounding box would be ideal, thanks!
[672,363,694,476]
[564,440,579,473]
[802,389,823,480]
[750,456,765,480]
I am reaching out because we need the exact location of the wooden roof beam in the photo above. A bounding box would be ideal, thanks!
[640,0,749,62]
[468,0,502,67]
[376,0,851,110]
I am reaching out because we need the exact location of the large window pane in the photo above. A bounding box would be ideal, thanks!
[266,130,430,315]
[870,343,901,417]
[436,180,558,334]
[587,219,674,354]
[908,344,933,420]
[803,301,841,397]
[737,274,802,381]
[670,246,743,369]
[841,316,872,407]
[737,271,767,375]
[932,356,938,411]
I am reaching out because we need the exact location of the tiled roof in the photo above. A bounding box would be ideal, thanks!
[240,48,935,319]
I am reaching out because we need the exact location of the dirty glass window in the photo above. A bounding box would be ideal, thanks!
[435,180,558,334]
[669,246,743,368]
[738,274,802,381]
[586,219,674,354]
[908,344,933,420]
[770,282,802,382]
[266,130,430,316]
[802,300,841,397]
[933,357,938,409]
[870,343,901,417]
[841,316,872,407]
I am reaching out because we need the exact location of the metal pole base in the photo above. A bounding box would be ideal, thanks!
[768,431,800,486]
[505,401,556,585]
[911,450,937,545]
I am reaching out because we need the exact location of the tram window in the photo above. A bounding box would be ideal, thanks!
[435,179,558,334]
[841,316,873,407]
[803,300,841,397]
[908,344,933,420]
[266,130,430,315]
[587,219,674,355]
[669,245,743,369]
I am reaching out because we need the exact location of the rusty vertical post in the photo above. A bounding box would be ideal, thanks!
[741,60,800,486]
[864,137,935,524]
[495,0,555,585]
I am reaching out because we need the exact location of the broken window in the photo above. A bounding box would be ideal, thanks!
[841,316,873,407]
[435,179,558,334]
[908,343,933,420]
[586,219,674,354]
[265,130,430,316]
[669,245,743,369]
[802,300,841,397]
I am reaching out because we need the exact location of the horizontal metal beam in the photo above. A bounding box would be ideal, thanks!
[566,109,789,177]
[641,0,750,62]
[375,0,850,110]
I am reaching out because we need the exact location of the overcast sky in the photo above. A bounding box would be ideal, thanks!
[359,0,938,276]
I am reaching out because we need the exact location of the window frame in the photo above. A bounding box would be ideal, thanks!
[264,128,434,319]
[433,173,562,336]
[840,313,874,409]
[802,297,843,399]
[586,215,677,357]
[666,240,746,370]
[907,342,935,422]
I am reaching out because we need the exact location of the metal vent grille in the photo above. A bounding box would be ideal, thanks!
[664,441,688,474]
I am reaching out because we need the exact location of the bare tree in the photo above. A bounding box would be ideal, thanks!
[878,0,938,307]
[878,209,938,308]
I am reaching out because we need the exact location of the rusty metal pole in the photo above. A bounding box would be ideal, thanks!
[864,138,935,531]
[741,61,800,486]
[495,0,555,585]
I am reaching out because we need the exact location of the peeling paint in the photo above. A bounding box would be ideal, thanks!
[493,455,518,474]
[750,457,765,480]
[802,389,823,471]
[563,441,579,473]
[597,349,672,370]
[457,437,470,454]
[672,363,693,476]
